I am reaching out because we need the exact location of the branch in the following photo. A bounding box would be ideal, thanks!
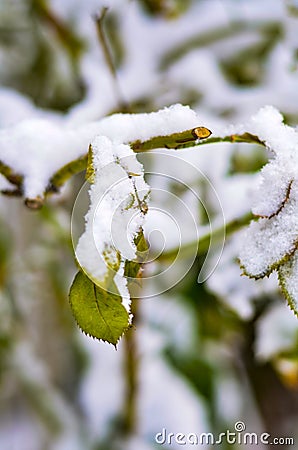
[0,128,266,208]
[48,154,88,190]
[121,298,139,435]
[32,0,84,60]
[0,160,23,187]
[131,131,265,152]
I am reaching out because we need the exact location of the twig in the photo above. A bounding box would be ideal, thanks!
[0,160,23,187]
[32,0,83,60]
[131,131,265,152]
[94,7,127,111]
[121,298,139,435]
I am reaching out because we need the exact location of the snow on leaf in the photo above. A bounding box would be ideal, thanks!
[239,182,298,278]
[251,165,293,219]
[246,105,298,156]
[75,136,150,285]
[69,270,130,346]
[278,251,298,317]
[239,107,298,281]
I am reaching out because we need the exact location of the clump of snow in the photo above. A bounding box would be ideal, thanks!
[239,184,298,277]
[75,135,150,309]
[251,164,293,218]
[247,106,298,155]
[238,106,298,312]
[93,104,198,144]
[0,119,93,199]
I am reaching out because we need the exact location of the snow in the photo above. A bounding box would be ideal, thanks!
[0,118,94,199]
[90,103,199,144]
[238,107,298,279]
[247,106,298,155]
[0,88,59,128]
[75,135,149,311]
[251,164,292,218]
[239,186,298,278]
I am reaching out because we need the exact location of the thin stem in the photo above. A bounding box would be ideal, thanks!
[131,131,265,152]
[159,21,281,71]
[94,8,127,111]
[122,298,139,436]
[48,154,88,190]
[0,160,23,187]
[32,0,83,60]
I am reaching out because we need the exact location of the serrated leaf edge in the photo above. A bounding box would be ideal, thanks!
[240,240,298,280]
[278,268,298,318]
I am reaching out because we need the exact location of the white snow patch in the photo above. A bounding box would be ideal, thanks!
[75,135,149,296]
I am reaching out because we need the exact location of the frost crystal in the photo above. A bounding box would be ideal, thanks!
[239,106,298,314]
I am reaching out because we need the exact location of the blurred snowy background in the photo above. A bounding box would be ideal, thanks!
[1,0,298,449]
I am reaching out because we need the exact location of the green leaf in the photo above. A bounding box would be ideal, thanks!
[278,251,298,317]
[69,270,130,345]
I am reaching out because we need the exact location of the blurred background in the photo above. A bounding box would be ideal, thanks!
[1,0,298,449]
